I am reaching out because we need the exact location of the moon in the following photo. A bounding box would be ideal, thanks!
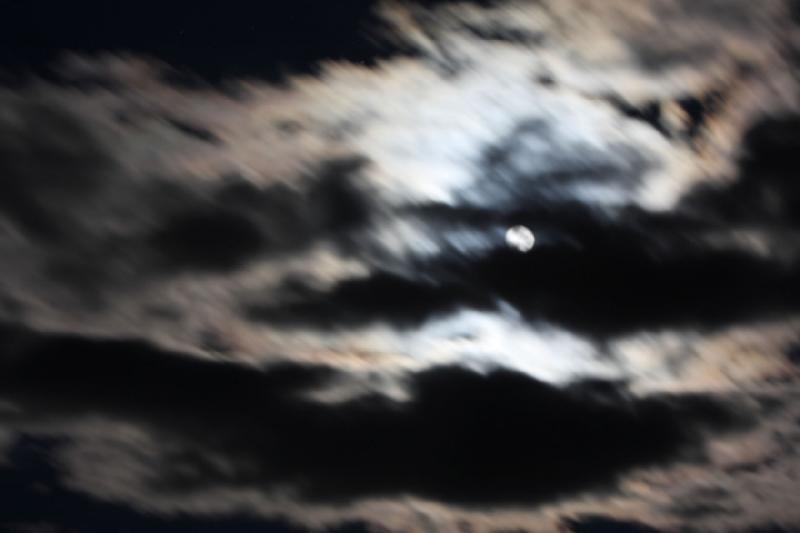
[505,225,535,252]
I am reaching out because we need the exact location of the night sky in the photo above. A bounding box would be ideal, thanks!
[1,1,800,532]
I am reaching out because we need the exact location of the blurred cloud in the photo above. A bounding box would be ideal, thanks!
[0,323,750,508]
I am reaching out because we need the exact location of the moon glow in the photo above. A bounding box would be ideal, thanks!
[505,225,535,252]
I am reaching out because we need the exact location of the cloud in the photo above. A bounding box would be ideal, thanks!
[0,93,374,306]
[562,515,664,533]
[0,323,747,508]
[143,155,375,277]
[681,115,800,230]
[247,114,800,338]
[145,155,375,277]
[0,97,115,242]
[148,207,266,273]
[246,270,495,329]
[214,157,374,255]
[473,118,654,207]
[0,435,368,533]
[248,214,800,339]
[144,157,373,275]
[163,117,222,145]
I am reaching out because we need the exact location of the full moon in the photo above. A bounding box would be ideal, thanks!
[505,225,535,252]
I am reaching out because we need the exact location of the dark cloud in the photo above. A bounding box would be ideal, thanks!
[199,156,373,265]
[745,525,800,533]
[137,157,374,276]
[561,515,664,533]
[0,323,747,507]
[669,501,740,520]
[249,203,800,337]
[246,270,495,329]
[605,97,671,138]
[164,117,222,145]
[461,239,799,338]
[604,89,726,143]
[217,156,373,238]
[461,23,544,46]
[674,91,726,143]
[787,345,800,367]
[148,207,266,273]
[681,115,800,229]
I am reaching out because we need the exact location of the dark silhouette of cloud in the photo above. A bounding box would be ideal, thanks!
[164,117,222,145]
[0,323,747,507]
[787,345,800,367]
[604,90,725,143]
[462,241,799,338]
[248,204,800,337]
[681,115,800,229]
[562,515,664,533]
[144,156,374,275]
[605,97,671,138]
[149,207,266,273]
[247,271,495,329]
[745,526,799,533]
[216,156,372,244]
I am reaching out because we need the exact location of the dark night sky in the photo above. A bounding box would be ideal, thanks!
[0,1,420,82]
